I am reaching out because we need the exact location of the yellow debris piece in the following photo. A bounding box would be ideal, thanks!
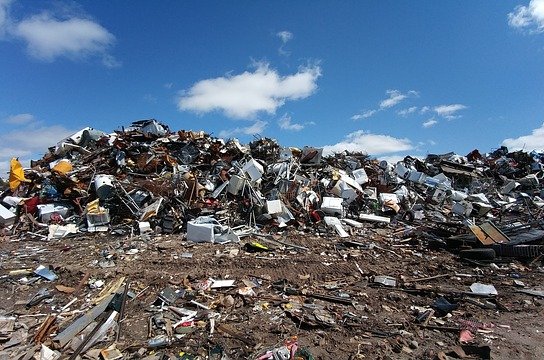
[9,158,30,191]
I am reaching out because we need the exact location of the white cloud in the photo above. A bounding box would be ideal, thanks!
[13,13,117,64]
[278,114,304,131]
[379,89,418,109]
[502,122,544,151]
[351,109,377,120]
[0,123,75,177]
[178,63,321,119]
[434,104,467,119]
[0,1,119,66]
[397,106,418,116]
[323,130,413,156]
[143,94,158,104]
[219,120,267,138]
[277,31,293,56]
[422,118,438,128]
[420,106,431,114]
[508,0,544,32]
[101,53,121,68]
[1,124,74,151]
[164,82,174,89]
[277,30,293,43]
[0,0,11,38]
[428,140,437,146]
[4,113,34,124]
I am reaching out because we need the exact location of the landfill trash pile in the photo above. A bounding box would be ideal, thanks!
[0,119,544,359]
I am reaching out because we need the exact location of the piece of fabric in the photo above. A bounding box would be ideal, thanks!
[9,158,30,191]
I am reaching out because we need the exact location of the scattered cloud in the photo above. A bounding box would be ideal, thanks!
[420,106,431,114]
[0,121,75,176]
[397,106,418,116]
[502,122,544,150]
[508,0,544,33]
[178,62,321,119]
[351,109,377,120]
[164,82,174,89]
[277,30,293,43]
[323,130,413,156]
[428,140,437,146]
[101,53,121,68]
[0,0,119,66]
[422,118,438,128]
[277,30,293,56]
[352,90,418,120]
[0,0,11,38]
[434,104,467,119]
[380,89,418,109]
[4,113,35,124]
[278,114,304,131]
[219,120,267,138]
[143,94,158,104]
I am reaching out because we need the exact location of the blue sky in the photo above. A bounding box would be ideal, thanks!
[1,0,544,175]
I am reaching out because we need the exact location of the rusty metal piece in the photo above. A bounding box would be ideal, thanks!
[33,315,56,344]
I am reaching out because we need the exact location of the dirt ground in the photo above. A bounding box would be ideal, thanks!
[1,226,544,359]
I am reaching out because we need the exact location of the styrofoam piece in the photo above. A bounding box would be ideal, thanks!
[210,279,235,288]
[48,224,78,240]
[0,204,16,225]
[470,283,498,296]
[331,181,357,203]
[324,216,349,237]
[358,213,390,223]
[340,172,363,192]
[342,218,364,228]
[138,221,153,234]
[266,200,283,215]
[321,197,344,217]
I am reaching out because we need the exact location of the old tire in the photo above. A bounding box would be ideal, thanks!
[459,248,496,261]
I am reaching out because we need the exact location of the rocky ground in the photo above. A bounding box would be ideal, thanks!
[1,227,544,359]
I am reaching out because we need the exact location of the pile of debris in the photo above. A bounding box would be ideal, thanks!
[1,119,544,359]
[3,119,544,253]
